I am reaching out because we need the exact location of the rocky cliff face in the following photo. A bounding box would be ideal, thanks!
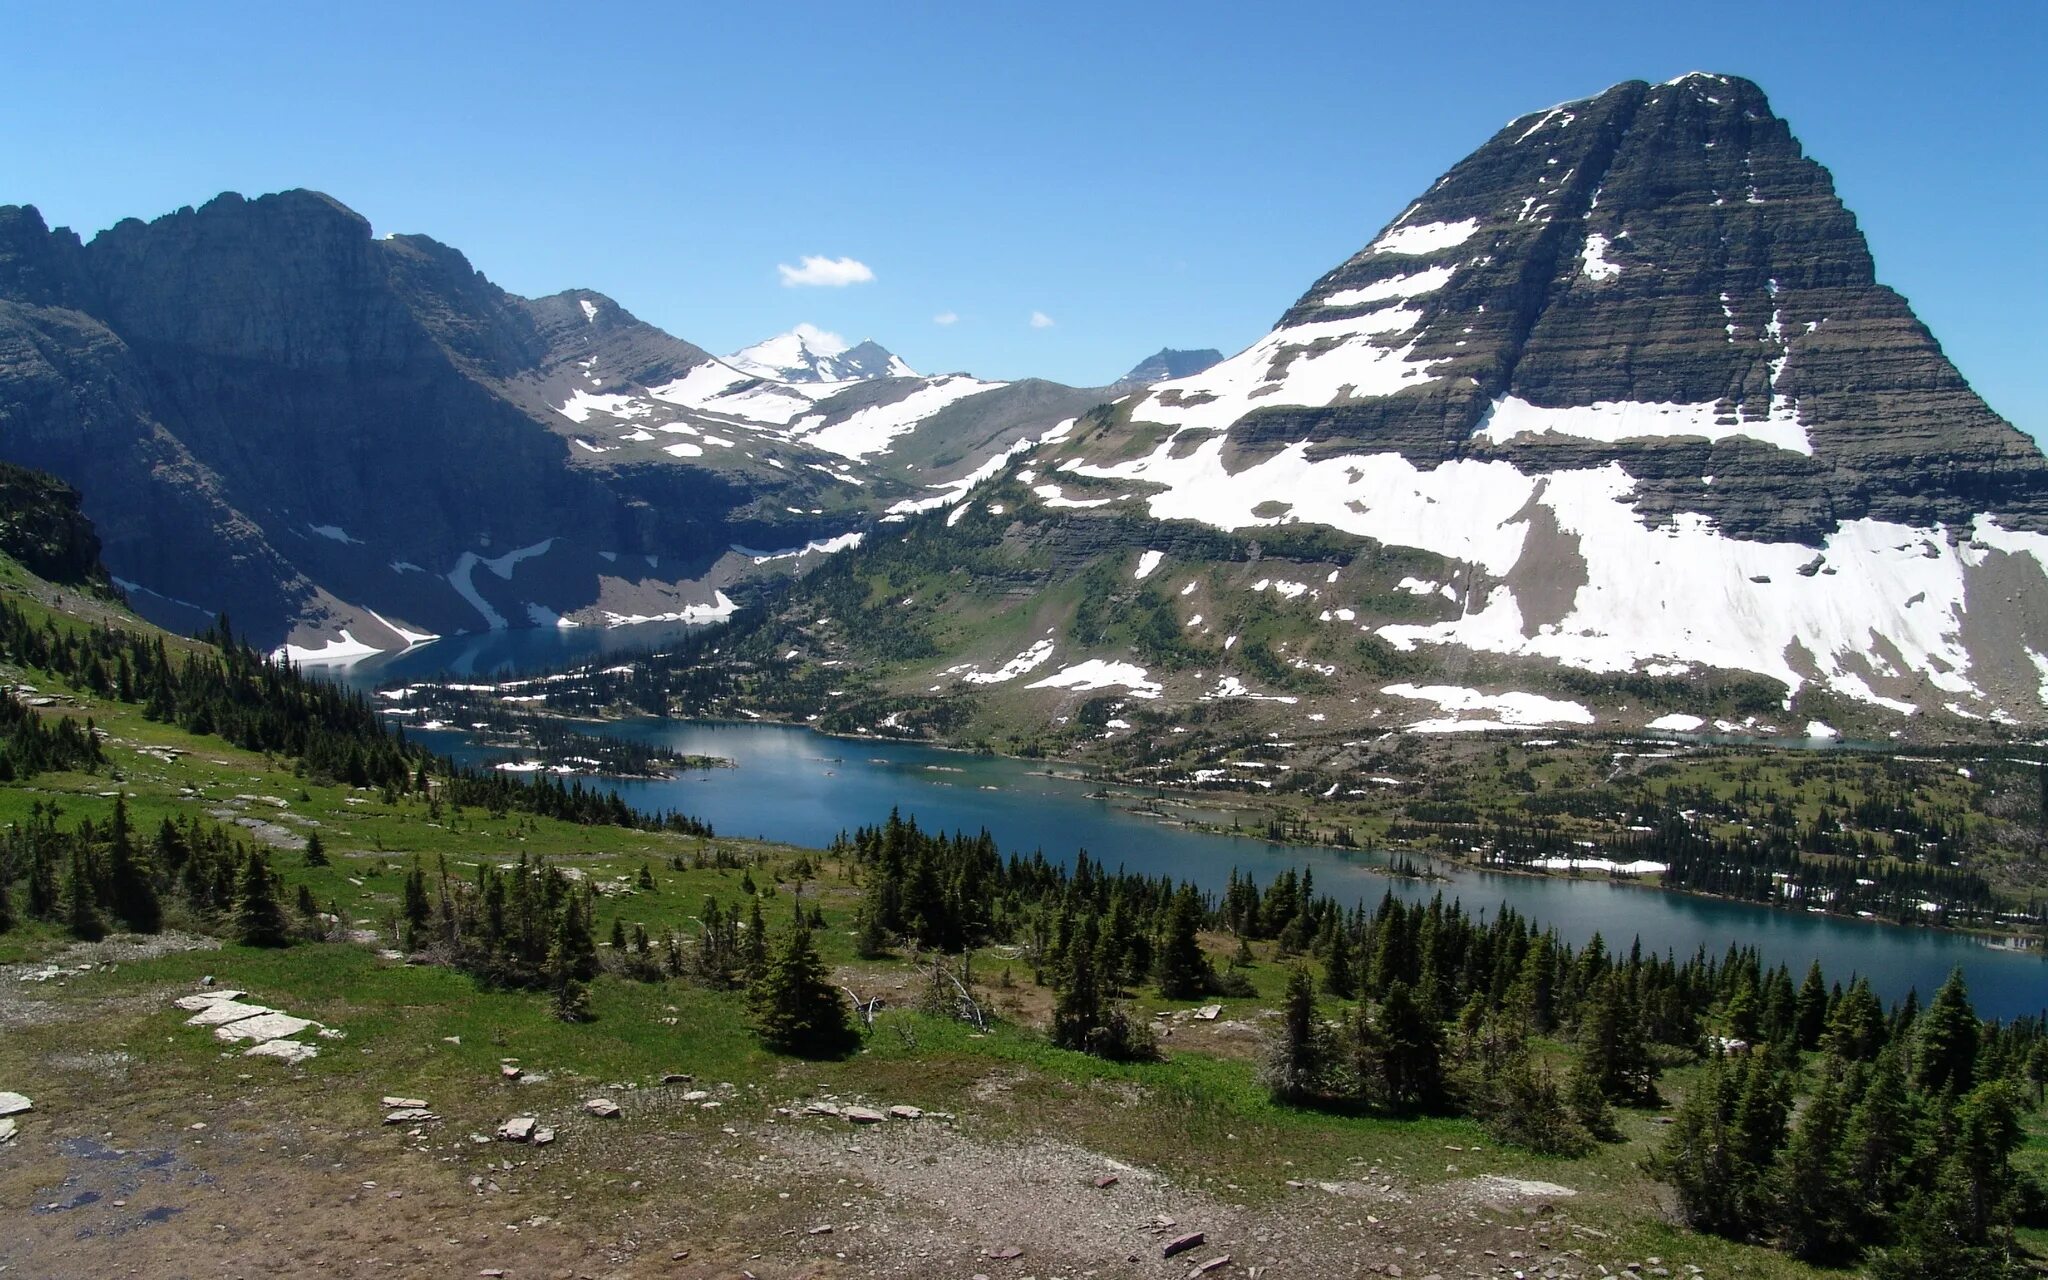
[869,74,2048,727]
[0,460,113,593]
[0,192,1082,656]
[1113,348,1224,391]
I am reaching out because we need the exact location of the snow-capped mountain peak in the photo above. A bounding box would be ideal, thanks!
[726,324,917,383]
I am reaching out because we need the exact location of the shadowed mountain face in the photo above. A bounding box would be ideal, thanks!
[1114,348,1224,391]
[0,192,1086,653]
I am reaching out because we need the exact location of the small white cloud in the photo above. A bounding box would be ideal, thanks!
[777,255,876,288]
[1029,310,1055,329]
[932,311,959,326]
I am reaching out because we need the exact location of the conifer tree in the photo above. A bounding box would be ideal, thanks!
[1367,980,1444,1113]
[743,896,769,982]
[1264,966,1324,1103]
[64,845,106,941]
[1914,968,1979,1097]
[303,831,328,868]
[1154,885,1210,999]
[105,794,160,933]
[234,851,290,948]
[1776,1062,1855,1262]
[750,922,856,1057]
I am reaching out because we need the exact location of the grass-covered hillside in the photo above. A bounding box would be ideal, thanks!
[1,476,2044,1279]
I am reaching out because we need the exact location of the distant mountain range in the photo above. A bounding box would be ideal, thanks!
[699,73,2048,732]
[3,72,2045,729]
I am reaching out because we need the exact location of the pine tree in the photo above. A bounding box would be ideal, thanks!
[64,845,106,941]
[234,851,290,948]
[1793,960,1829,1051]
[1264,966,1325,1103]
[1775,1063,1855,1262]
[750,923,857,1057]
[1844,1043,1914,1229]
[401,859,431,947]
[1564,1049,1618,1142]
[303,831,328,868]
[1368,980,1445,1113]
[1052,917,1105,1051]
[743,896,769,982]
[1657,1053,1744,1235]
[1323,923,1356,1000]
[1579,971,1655,1103]
[105,794,161,933]
[1154,885,1210,999]
[1914,968,1978,1097]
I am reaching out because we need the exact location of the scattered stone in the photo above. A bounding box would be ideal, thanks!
[0,1117,16,1143]
[1163,1232,1206,1259]
[385,1108,438,1125]
[843,1106,886,1124]
[498,1117,537,1143]
[244,1039,319,1064]
[583,1098,621,1119]
[661,1073,694,1084]
[1188,1257,1232,1277]
[682,1090,712,1102]
[214,1012,316,1043]
[532,1127,555,1146]
[887,1105,924,1120]
[984,1246,1023,1260]
[500,1065,523,1080]
[1094,1174,1120,1189]
[1193,1004,1223,1021]
[807,1224,834,1235]
[382,1096,428,1109]
[802,1101,840,1116]
[0,1092,33,1117]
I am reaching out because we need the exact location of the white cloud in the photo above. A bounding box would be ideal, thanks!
[777,255,876,288]
[1029,310,1055,329]
[932,311,959,326]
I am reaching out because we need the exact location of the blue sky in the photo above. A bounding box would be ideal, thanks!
[3,1,2043,435]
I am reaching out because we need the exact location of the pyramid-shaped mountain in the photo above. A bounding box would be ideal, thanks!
[989,74,2048,722]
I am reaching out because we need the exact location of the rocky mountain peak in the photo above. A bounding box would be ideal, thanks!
[1113,347,1224,390]
[727,324,916,383]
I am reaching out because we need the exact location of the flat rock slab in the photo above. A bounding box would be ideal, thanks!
[498,1117,537,1142]
[0,1092,32,1117]
[1188,1256,1232,1276]
[531,1126,555,1146]
[1194,1004,1224,1021]
[244,1039,319,1064]
[843,1106,886,1124]
[0,1117,16,1143]
[215,1012,315,1043]
[888,1105,924,1120]
[185,999,273,1027]
[173,990,247,1010]
[1163,1232,1206,1259]
[382,1096,428,1109]
[582,1098,621,1119]
[385,1108,439,1124]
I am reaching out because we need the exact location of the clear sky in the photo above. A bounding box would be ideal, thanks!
[3,1,2042,435]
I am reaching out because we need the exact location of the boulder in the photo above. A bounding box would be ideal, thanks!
[1194,1004,1223,1021]
[244,1039,319,1064]
[500,1065,524,1080]
[497,1117,537,1143]
[0,1091,32,1117]
[887,1105,924,1120]
[583,1098,621,1119]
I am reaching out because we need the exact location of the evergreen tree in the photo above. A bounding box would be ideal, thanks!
[1366,980,1444,1113]
[1776,1063,1855,1262]
[1657,1053,1745,1236]
[1579,971,1655,1103]
[743,896,770,982]
[234,851,290,948]
[1052,917,1106,1051]
[1844,1043,1915,1230]
[1793,960,1829,1051]
[64,845,105,941]
[105,794,161,933]
[1914,968,1979,1097]
[1264,966,1325,1103]
[1154,885,1210,999]
[750,923,857,1057]
[304,831,328,868]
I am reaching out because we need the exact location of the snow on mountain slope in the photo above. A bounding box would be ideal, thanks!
[1031,73,2048,722]
[727,324,917,382]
